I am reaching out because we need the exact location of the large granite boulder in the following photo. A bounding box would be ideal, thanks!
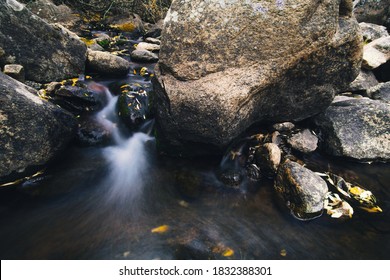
[0,72,76,180]
[152,0,362,155]
[0,0,87,83]
[314,97,390,161]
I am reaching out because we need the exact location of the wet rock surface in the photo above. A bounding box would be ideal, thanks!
[152,0,362,154]
[275,160,328,220]
[314,98,390,161]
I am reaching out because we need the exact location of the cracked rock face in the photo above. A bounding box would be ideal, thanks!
[152,0,362,155]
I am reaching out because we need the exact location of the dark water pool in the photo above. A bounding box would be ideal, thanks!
[0,141,389,259]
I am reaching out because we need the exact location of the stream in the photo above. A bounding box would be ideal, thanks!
[0,62,389,260]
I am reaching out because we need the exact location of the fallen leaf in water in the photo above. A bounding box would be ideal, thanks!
[280,249,287,257]
[179,200,189,208]
[123,251,130,257]
[359,206,383,213]
[222,248,234,257]
[151,225,169,233]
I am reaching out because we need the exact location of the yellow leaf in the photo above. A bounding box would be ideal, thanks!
[280,249,287,257]
[222,248,234,257]
[151,225,169,233]
[349,186,364,196]
[359,206,383,213]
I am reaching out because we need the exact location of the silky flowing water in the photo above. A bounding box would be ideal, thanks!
[0,64,389,260]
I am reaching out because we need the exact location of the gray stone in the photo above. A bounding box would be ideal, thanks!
[362,36,390,70]
[131,49,159,63]
[86,50,131,76]
[136,42,160,52]
[287,129,318,153]
[0,0,87,82]
[152,0,362,154]
[272,122,295,132]
[346,69,379,92]
[0,72,76,179]
[314,98,390,161]
[145,37,161,45]
[275,160,328,220]
[359,22,389,42]
[3,64,25,82]
[367,82,390,102]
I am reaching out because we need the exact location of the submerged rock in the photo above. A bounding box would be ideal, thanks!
[86,50,131,76]
[152,0,362,154]
[76,117,111,146]
[0,0,87,82]
[0,72,76,179]
[287,129,318,153]
[314,98,390,161]
[275,161,328,220]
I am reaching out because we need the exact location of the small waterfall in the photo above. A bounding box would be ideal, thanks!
[92,82,154,205]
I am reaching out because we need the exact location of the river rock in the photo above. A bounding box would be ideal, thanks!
[86,50,131,76]
[0,72,76,179]
[145,37,161,45]
[152,0,362,155]
[272,122,295,132]
[362,36,390,70]
[136,42,160,52]
[131,49,159,63]
[359,22,389,43]
[0,0,87,83]
[3,64,25,82]
[53,84,107,114]
[367,82,390,102]
[353,0,390,26]
[287,129,318,153]
[274,160,328,220]
[314,98,390,161]
[346,69,379,92]
[255,143,281,177]
[117,90,149,130]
